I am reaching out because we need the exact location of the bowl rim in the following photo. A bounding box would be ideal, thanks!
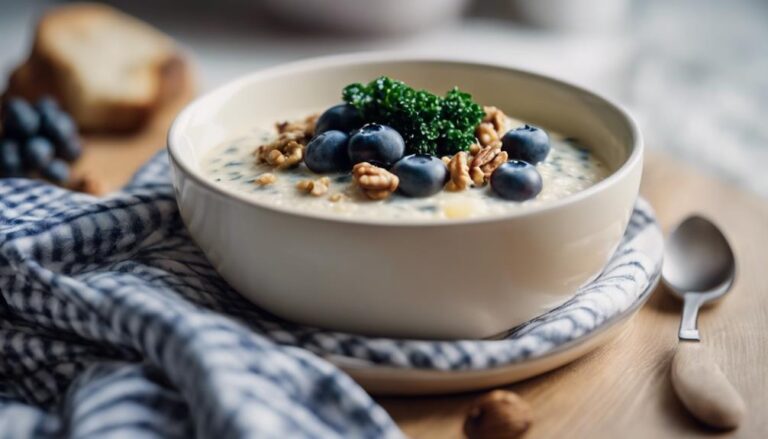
[167,51,644,227]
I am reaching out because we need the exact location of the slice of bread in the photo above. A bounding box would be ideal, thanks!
[5,3,185,132]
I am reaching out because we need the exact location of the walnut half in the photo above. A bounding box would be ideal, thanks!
[464,390,532,439]
[475,106,508,148]
[352,162,399,200]
[482,106,507,135]
[475,122,501,148]
[470,147,508,185]
[445,151,471,191]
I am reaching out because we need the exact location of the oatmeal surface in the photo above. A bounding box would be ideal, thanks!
[201,117,610,221]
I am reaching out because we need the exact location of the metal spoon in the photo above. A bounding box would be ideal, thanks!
[662,215,745,429]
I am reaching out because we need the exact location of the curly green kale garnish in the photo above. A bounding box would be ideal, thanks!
[342,76,485,156]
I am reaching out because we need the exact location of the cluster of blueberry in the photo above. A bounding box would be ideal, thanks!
[492,125,549,201]
[305,103,550,201]
[0,97,82,184]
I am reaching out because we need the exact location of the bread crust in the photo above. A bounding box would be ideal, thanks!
[3,3,185,133]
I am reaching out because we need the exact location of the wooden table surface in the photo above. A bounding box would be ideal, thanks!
[82,96,768,439]
[379,156,768,438]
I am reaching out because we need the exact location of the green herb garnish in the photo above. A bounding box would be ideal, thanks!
[342,76,485,156]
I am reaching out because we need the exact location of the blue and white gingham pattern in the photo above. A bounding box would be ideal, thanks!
[0,152,662,437]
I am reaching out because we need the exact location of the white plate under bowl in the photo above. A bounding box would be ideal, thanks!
[334,289,654,395]
[325,199,663,394]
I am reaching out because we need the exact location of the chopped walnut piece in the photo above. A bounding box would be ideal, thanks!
[255,131,305,169]
[352,162,399,200]
[256,114,318,170]
[255,173,276,186]
[329,193,346,202]
[296,179,311,191]
[445,151,471,192]
[470,167,485,186]
[297,176,330,196]
[475,106,508,148]
[475,123,502,148]
[276,113,318,139]
[482,106,507,135]
[470,147,508,185]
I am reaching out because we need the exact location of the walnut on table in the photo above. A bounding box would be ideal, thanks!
[352,162,399,200]
[464,390,533,439]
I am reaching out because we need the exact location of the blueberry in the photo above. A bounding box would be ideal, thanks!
[0,139,23,177]
[304,130,351,173]
[315,104,363,135]
[57,137,83,162]
[391,154,448,198]
[348,124,405,167]
[41,158,70,184]
[490,160,543,201]
[501,125,550,165]
[2,98,40,140]
[40,109,80,161]
[22,137,55,170]
[34,96,60,115]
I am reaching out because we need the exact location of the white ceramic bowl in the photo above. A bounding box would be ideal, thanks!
[168,54,643,339]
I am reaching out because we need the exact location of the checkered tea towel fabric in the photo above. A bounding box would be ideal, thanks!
[0,153,402,438]
[0,151,662,438]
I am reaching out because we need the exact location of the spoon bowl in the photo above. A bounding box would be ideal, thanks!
[663,215,736,303]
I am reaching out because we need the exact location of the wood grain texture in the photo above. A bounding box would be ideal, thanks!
[82,104,767,438]
[378,154,768,438]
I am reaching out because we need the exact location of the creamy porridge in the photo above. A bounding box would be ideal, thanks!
[201,116,610,221]
[199,76,610,222]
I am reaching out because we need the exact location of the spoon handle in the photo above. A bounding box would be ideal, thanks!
[671,342,746,429]
[679,293,705,340]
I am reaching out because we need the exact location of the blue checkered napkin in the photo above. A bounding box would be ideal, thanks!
[0,151,662,438]
[0,154,402,439]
